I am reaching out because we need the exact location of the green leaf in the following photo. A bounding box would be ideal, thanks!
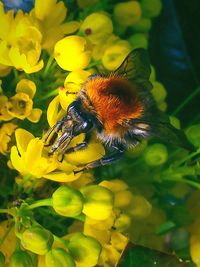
[156,220,176,235]
[118,243,195,267]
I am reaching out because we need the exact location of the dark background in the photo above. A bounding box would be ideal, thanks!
[149,0,200,126]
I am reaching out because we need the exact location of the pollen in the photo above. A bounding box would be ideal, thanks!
[85,76,144,134]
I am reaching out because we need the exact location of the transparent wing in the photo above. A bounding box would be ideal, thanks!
[113,48,152,90]
[127,117,195,151]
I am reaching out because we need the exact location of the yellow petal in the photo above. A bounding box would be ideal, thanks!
[59,85,79,111]
[25,138,43,170]
[0,40,12,66]
[10,146,28,176]
[47,95,65,127]
[9,47,44,74]
[43,171,82,182]
[99,180,128,192]
[54,36,91,71]
[15,128,34,155]
[0,63,11,77]
[34,0,58,20]
[64,70,91,85]
[61,21,80,34]
[16,79,36,99]
[28,108,42,123]
[65,139,105,165]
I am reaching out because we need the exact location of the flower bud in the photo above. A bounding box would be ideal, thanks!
[132,17,152,33]
[141,0,162,18]
[129,195,152,219]
[114,213,131,232]
[151,81,167,103]
[21,226,53,255]
[81,185,114,220]
[114,1,141,26]
[144,143,168,166]
[0,251,5,267]
[169,116,181,130]
[102,41,131,71]
[45,248,76,267]
[10,250,34,267]
[185,124,200,148]
[80,12,113,44]
[54,36,91,71]
[128,33,148,49]
[68,232,101,267]
[52,186,84,217]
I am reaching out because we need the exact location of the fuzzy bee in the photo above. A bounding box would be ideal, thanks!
[45,48,194,172]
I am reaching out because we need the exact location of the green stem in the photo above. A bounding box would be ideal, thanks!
[39,88,59,101]
[86,60,101,69]
[74,213,85,222]
[178,178,200,189]
[172,86,200,115]
[0,222,14,248]
[43,56,54,77]
[53,235,69,248]
[0,208,14,216]
[174,148,200,167]
[13,69,19,82]
[27,198,53,210]
[18,174,32,191]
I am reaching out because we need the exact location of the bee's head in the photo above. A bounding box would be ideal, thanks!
[44,100,92,156]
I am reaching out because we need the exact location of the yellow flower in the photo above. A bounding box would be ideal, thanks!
[6,79,42,122]
[81,185,114,220]
[100,179,132,208]
[102,40,131,71]
[0,123,17,155]
[80,12,113,45]
[0,95,13,121]
[10,128,59,178]
[114,1,142,27]
[30,0,80,52]
[54,36,91,71]
[0,3,43,73]
[92,34,120,60]
[0,63,11,77]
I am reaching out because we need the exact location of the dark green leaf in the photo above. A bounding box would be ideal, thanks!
[118,243,195,267]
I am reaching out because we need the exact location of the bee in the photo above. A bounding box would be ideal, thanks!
[45,48,194,172]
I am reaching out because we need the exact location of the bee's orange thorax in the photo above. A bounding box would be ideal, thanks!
[85,76,144,134]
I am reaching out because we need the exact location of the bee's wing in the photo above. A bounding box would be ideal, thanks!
[126,113,195,151]
[113,48,152,90]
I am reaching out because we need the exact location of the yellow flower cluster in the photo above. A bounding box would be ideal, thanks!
[0,79,42,122]
[0,0,79,75]
[0,1,181,267]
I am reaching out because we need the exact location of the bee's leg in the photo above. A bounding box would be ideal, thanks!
[74,146,125,173]
[64,132,91,154]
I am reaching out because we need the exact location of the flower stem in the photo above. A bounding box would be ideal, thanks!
[43,55,55,77]
[53,235,69,248]
[174,148,200,167]
[27,198,53,210]
[172,86,200,115]
[74,213,85,222]
[0,209,14,216]
[39,88,59,101]
[17,174,32,191]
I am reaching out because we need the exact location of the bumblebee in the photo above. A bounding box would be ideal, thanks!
[45,48,194,171]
